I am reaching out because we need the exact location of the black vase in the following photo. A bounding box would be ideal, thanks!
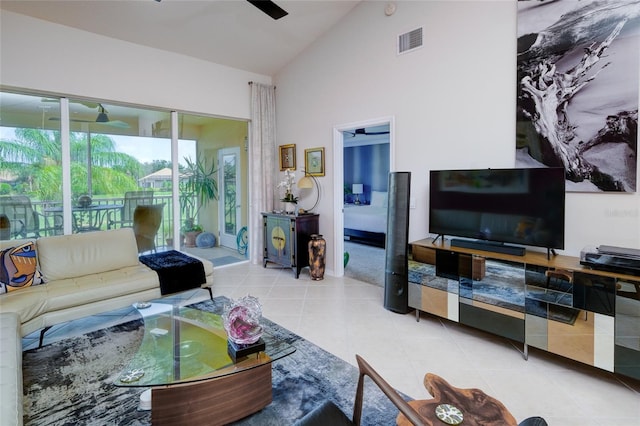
[308,234,326,280]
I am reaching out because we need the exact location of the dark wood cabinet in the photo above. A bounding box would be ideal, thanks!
[262,213,319,278]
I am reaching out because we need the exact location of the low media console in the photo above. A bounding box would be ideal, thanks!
[408,237,640,381]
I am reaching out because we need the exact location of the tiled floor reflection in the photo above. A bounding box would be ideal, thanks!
[24,262,640,425]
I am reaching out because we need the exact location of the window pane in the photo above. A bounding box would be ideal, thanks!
[65,101,177,249]
[0,92,63,240]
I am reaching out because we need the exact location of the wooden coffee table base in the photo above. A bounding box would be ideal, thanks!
[151,363,272,425]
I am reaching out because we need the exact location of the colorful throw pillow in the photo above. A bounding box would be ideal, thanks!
[0,241,44,294]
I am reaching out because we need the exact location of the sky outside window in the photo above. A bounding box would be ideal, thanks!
[1,127,195,166]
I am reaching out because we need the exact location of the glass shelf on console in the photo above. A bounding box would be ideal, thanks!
[524,264,581,326]
[408,260,458,293]
[460,257,525,313]
[525,264,574,308]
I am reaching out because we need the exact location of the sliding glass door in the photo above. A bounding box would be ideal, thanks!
[1,90,249,258]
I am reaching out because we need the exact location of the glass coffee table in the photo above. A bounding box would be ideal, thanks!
[115,302,295,425]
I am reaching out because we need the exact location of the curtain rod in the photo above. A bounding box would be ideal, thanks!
[248,81,276,90]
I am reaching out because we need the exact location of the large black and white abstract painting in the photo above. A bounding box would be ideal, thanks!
[516,0,640,192]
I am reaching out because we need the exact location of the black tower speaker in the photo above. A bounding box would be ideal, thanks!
[384,171,411,313]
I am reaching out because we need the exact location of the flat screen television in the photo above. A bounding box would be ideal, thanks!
[429,167,565,251]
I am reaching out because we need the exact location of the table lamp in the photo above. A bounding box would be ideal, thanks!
[352,184,363,205]
[297,172,320,213]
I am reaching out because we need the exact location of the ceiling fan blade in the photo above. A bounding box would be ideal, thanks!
[76,101,101,109]
[104,120,130,129]
[48,117,130,129]
[247,0,288,20]
[49,117,93,123]
[41,98,101,109]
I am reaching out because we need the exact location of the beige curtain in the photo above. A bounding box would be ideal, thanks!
[249,83,277,264]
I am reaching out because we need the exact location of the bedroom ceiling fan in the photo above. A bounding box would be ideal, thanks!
[344,128,390,137]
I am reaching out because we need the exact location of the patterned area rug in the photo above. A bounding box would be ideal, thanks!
[22,297,405,425]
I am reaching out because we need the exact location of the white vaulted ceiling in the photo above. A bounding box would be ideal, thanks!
[0,0,361,76]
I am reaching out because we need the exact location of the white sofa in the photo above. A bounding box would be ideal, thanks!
[0,228,214,426]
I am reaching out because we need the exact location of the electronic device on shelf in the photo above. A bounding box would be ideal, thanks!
[429,167,566,256]
[580,245,640,277]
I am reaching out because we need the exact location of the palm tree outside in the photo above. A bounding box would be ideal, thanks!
[1,128,143,202]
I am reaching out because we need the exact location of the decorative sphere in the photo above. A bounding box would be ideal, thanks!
[196,232,216,248]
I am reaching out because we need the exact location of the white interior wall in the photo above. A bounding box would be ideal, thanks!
[1,10,266,255]
[275,0,640,273]
[2,3,639,274]
[0,11,270,119]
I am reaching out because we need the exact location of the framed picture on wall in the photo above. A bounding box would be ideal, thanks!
[279,144,296,170]
[305,147,325,176]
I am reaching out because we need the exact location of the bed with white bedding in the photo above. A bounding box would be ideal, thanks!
[343,191,388,247]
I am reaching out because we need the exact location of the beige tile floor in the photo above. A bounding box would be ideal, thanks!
[26,261,640,425]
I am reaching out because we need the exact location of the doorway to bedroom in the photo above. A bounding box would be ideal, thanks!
[339,120,391,286]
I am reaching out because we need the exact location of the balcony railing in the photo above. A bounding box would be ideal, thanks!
[25,195,175,249]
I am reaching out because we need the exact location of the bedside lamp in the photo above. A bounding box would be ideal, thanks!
[298,171,320,213]
[352,184,363,205]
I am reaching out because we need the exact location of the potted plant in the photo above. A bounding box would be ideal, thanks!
[344,183,353,204]
[278,169,298,213]
[179,156,218,247]
[181,219,203,247]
